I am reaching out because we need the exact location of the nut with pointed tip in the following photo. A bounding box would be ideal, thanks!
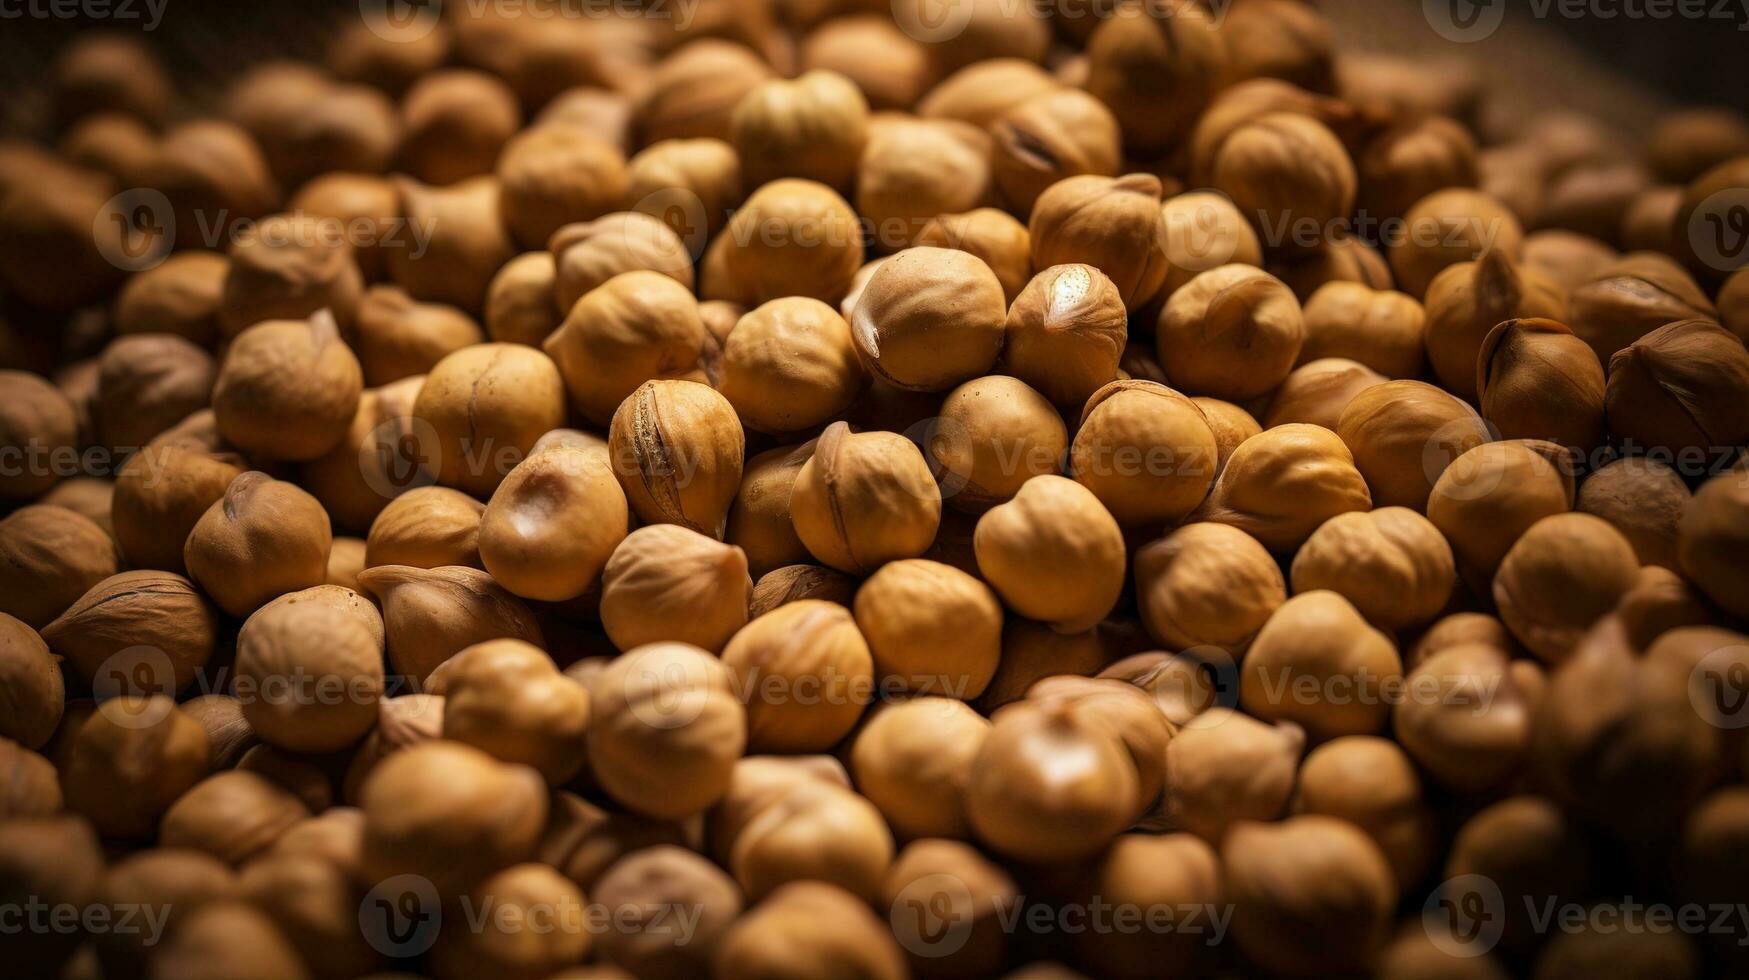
[1029,173,1171,311]
[212,312,363,462]
[789,422,941,575]
[609,380,745,539]
[1158,264,1305,401]
[1003,263,1128,408]
[1477,317,1605,451]
[355,564,543,688]
[600,525,751,654]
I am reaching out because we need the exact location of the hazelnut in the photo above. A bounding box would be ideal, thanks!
[414,342,567,498]
[485,251,562,346]
[1291,508,1456,631]
[1424,249,1568,399]
[898,0,1050,71]
[1377,923,1512,980]
[916,58,1059,130]
[218,213,366,339]
[367,485,485,570]
[706,178,865,306]
[184,472,333,617]
[213,313,364,462]
[1212,112,1358,254]
[1607,318,1749,456]
[1427,442,1575,598]
[0,505,116,629]
[927,375,1066,512]
[1134,523,1284,657]
[912,206,1034,305]
[398,68,521,185]
[1541,162,1653,243]
[539,792,692,893]
[1075,832,1224,980]
[1218,0,1335,89]
[0,815,105,975]
[228,68,398,188]
[710,756,893,901]
[588,643,747,819]
[237,852,383,979]
[1164,706,1302,842]
[1085,1,1227,154]
[1070,380,1218,526]
[43,570,218,699]
[635,40,774,145]
[1262,358,1387,431]
[1158,265,1306,400]
[113,251,230,347]
[550,212,696,312]
[790,421,942,574]
[1300,281,1428,378]
[1410,611,1519,669]
[544,271,710,425]
[851,246,1007,392]
[351,286,484,386]
[1394,642,1533,794]
[1521,228,1619,293]
[235,585,385,752]
[1004,264,1127,408]
[1679,472,1749,618]
[800,15,932,111]
[974,475,1124,634]
[1390,188,1526,299]
[0,613,64,750]
[329,14,450,93]
[111,445,246,571]
[0,165,126,313]
[480,443,629,602]
[1241,590,1403,740]
[1477,317,1606,451]
[854,559,1002,698]
[850,697,990,839]
[287,171,401,282]
[64,696,210,839]
[179,694,256,772]
[722,599,873,752]
[591,847,743,980]
[144,902,308,980]
[609,379,745,537]
[54,34,171,124]
[387,175,517,314]
[884,839,1018,979]
[37,477,115,537]
[441,639,588,785]
[0,370,79,500]
[0,738,61,817]
[720,297,864,433]
[715,882,906,980]
[1223,816,1397,977]
[1159,191,1265,296]
[159,770,310,865]
[142,120,277,246]
[1620,183,1685,254]
[730,70,869,192]
[856,118,992,250]
[341,693,445,803]
[1295,736,1437,891]
[356,564,544,687]
[1195,423,1373,552]
[1568,253,1718,362]
[728,442,816,578]
[1358,115,1480,221]
[497,125,629,250]
[93,334,216,452]
[750,564,856,619]
[981,617,1118,711]
[1494,513,1641,663]
[1531,919,1700,980]
[1271,234,1395,302]
[990,88,1122,214]
[626,137,743,243]
[601,525,751,653]
[360,740,548,897]
[1188,78,1356,187]
[1029,173,1169,312]
[1335,380,1491,511]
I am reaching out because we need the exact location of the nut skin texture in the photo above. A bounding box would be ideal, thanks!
[1394,643,1534,794]
[159,770,311,866]
[481,445,629,602]
[728,442,816,579]
[235,586,385,753]
[625,137,743,244]
[360,740,549,899]
[298,377,425,536]
[367,485,485,571]
[1029,173,1170,312]
[975,476,1125,635]
[883,839,1019,980]
[1158,264,1306,401]
[719,297,864,434]
[0,613,64,751]
[387,175,518,315]
[43,570,218,698]
[1159,191,1265,297]
[65,696,211,840]
[544,270,710,426]
[927,375,1067,513]
[1391,189,1526,300]
[413,343,568,499]
[1223,816,1398,978]
[442,639,589,786]
[914,207,1033,305]
[1242,590,1404,741]
[850,697,991,840]
[398,69,521,186]
[1606,319,1749,456]
[1004,263,1128,408]
[600,525,751,654]
[111,444,247,574]
[342,694,445,804]
[212,314,364,462]
[730,70,869,192]
[609,380,746,539]
[855,118,993,251]
[591,847,743,980]
[1135,522,1285,656]
[1679,474,1749,618]
[356,564,544,688]
[94,334,217,452]
[854,559,1002,699]
[184,472,334,618]
[1195,423,1373,553]
[1071,380,1219,527]
[1336,380,1492,512]
[217,213,365,340]
[1263,358,1387,431]
[1568,253,1718,364]
[588,643,747,820]
[709,756,894,903]
[1301,281,1428,379]
[1085,1,1227,155]
[1427,440,1576,593]
[351,285,485,387]
[497,125,628,250]
[1290,508,1457,632]
[486,252,561,346]
[0,505,116,630]
[549,212,696,312]
[850,246,1007,392]
[1295,736,1438,892]
[714,881,907,980]
[1496,513,1642,663]
[990,87,1122,214]
[722,600,873,753]
[790,422,942,574]
[636,40,774,145]
[705,179,864,307]
[1213,112,1357,256]
[112,251,229,346]
[1477,317,1606,451]
[1075,833,1225,980]
[1578,457,1690,570]
[1358,114,1480,221]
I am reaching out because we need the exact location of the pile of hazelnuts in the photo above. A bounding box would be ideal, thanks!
[3,2,1749,979]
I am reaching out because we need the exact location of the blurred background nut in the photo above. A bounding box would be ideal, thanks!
[1070,380,1217,527]
[350,285,484,387]
[1262,358,1386,431]
[927,375,1066,513]
[730,69,868,192]
[990,87,1121,215]
[1358,115,1480,221]
[53,33,171,124]
[1520,228,1618,293]
[1606,318,1749,456]
[112,252,229,347]
[591,846,742,980]
[144,901,308,980]
[213,313,363,462]
[1298,281,1427,379]
[917,60,1057,130]
[913,208,1032,305]
[1195,423,1372,552]
[0,505,115,629]
[1213,112,1357,255]
[398,69,520,185]
[550,212,696,312]
[635,40,773,145]
[975,476,1125,635]
[1072,833,1223,980]
[1577,457,1690,569]
[1567,253,1718,363]
[342,693,444,804]
[1679,473,1749,618]
[64,695,209,840]
[1494,513,1642,663]
[714,881,906,980]
[1029,173,1169,312]
[855,118,991,252]
[1159,191,1264,297]
[387,175,517,315]
[1271,234,1395,303]
[441,639,588,786]
[850,697,990,841]
[1241,590,1403,740]
[414,342,567,499]
[706,178,865,307]
[854,559,1002,699]
[236,851,383,979]
[158,770,310,866]
[286,172,399,284]
[0,737,61,817]
[1003,264,1128,409]
[544,270,709,425]
[1390,189,1526,300]
[1427,440,1576,594]
[1393,643,1534,794]
[1085,1,1226,155]
[367,485,485,571]
[601,525,751,653]
[234,585,384,753]
[480,443,628,602]
[883,839,1018,980]
[1223,816,1397,977]
[625,137,743,244]
[111,445,244,571]
[0,370,79,501]
[0,613,64,750]
[719,297,863,434]
[1335,380,1492,512]
[1294,736,1438,892]
[722,600,872,753]
[790,422,941,574]
[1158,265,1305,401]
[1647,108,1749,184]
[217,213,365,339]
[485,251,561,346]
[710,756,893,902]
[609,379,744,538]
[497,125,628,249]
[142,120,277,247]
[1290,508,1456,632]
[1477,317,1606,451]
[588,643,746,820]
[183,472,332,618]
[43,570,217,699]
[850,246,1007,392]
[0,815,105,976]
[93,334,216,452]
[355,564,543,687]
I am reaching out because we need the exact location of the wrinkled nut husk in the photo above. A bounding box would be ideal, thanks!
[706,756,893,903]
[0,505,117,630]
[217,213,365,339]
[789,421,942,574]
[1164,708,1303,842]
[1390,189,1526,301]
[341,693,445,804]
[989,87,1122,216]
[386,175,518,315]
[211,311,364,462]
[1606,318,1749,456]
[1085,1,1227,155]
[1568,253,1718,364]
[544,271,711,426]
[43,570,218,699]
[412,342,569,499]
[442,639,589,786]
[1070,380,1219,527]
[550,212,696,312]
[1298,281,1428,380]
[1263,358,1387,432]
[883,839,1018,979]
[748,564,856,619]
[234,586,385,754]
[1134,521,1285,659]
[1157,264,1306,401]
[1335,379,1492,512]
[1029,173,1171,312]
[1211,112,1358,258]
[609,380,745,539]
[355,564,544,688]
[1578,457,1690,569]
[914,207,1033,305]
[1289,507,1456,632]
[590,845,743,980]
[480,445,629,602]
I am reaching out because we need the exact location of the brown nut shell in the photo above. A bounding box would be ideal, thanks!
[1477,317,1606,451]
[442,639,589,785]
[412,342,568,499]
[1070,380,1218,527]
[0,505,116,630]
[212,313,364,462]
[480,445,629,602]
[609,380,745,539]
[355,564,544,687]
[1241,590,1404,741]
[1004,263,1128,408]
[721,600,873,753]
[184,472,333,618]
[588,642,747,819]
[975,476,1124,634]
[1290,507,1456,632]
[1195,423,1372,552]
[850,246,1007,392]
[790,422,942,574]
[1494,513,1641,663]
[600,525,751,654]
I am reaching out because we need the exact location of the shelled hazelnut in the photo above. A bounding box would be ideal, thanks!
[855,118,992,250]
[1030,173,1170,311]
[1070,380,1218,527]
[1195,423,1372,552]
[790,422,941,574]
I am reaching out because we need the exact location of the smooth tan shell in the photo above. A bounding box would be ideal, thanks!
[184,472,333,618]
[1071,380,1218,527]
[544,271,709,426]
[721,600,873,753]
[853,558,1002,699]
[1290,508,1456,631]
[234,586,384,753]
[355,564,544,687]
[849,246,1007,392]
[1134,522,1285,655]
[441,639,588,786]
[789,422,941,574]
[1195,423,1372,552]
[480,446,629,602]
[1240,590,1404,741]
[975,476,1124,634]
[366,485,485,570]
[600,524,751,653]
[850,697,990,840]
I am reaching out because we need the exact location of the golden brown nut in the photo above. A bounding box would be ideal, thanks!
[600,525,750,653]
[853,559,1002,699]
[1410,611,1518,669]
[850,697,990,839]
[719,297,863,433]
[1391,188,1526,299]
[341,694,444,803]
[1295,736,1437,892]
[43,570,217,699]
[111,445,245,572]
[360,739,548,897]
[1335,380,1491,511]
[588,642,747,819]
[388,175,517,314]
[497,125,628,250]
[479,444,628,602]
[1224,816,1397,977]
[916,58,1059,129]
[1299,281,1427,379]
[113,251,229,346]
[1213,112,1357,254]
[1424,250,1567,400]
[705,178,864,306]
[1195,423,1372,552]
[351,285,483,386]
[730,70,869,191]
[1263,358,1386,431]
[715,881,906,980]
[158,770,310,865]
[1158,190,1265,296]
[749,564,856,620]
[213,313,364,462]
[636,39,773,144]
[1439,797,1591,956]
[184,472,332,617]
[608,380,745,538]
[0,613,64,751]
[727,442,815,578]
[625,136,743,245]
[1069,832,1223,979]
[1070,380,1218,527]
[855,117,992,250]
[850,246,1007,392]
[485,251,561,346]
[1272,234,1395,302]
[1085,1,1226,154]
[591,846,743,980]
[1427,442,1576,597]
[398,68,520,185]
[356,564,544,687]
[1133,524,1283,658]
[0,505,115,630]
[0,371,79,501]
[0,164,126,313]
[1291,508,1456,631]
[1029,173,1169,311]
[550,212,696,312]
[884,839,1018,979]
[441,639,588,785]
[1477,317,1606,451]
[284,171,400,284]
[1394,642,1533,794]
[64,696,210,839]
[366,485,484,570]
[218,213,366,339]
[973,475,1124,634]
[798,15,929,111]
[1003,263,1127,408]
[722,599,873,752]
[413,342,567,498]
[1241,590,1403,740]
[144,901,309,980]
[1358,115,1480,220]
[1495,513,1641,663]
[709,756,893,902]
[913,207,1033,305]
[1568,253,1717,363]
[234,585,384,753]
[926,375,1065,513]
[790,421,941,574]
[1679,473,1749,618]
[1607,319,1749,456]
[990,87,1121,214]
[544,270,710,425]
[93,334,216,452]
[1158,264,1305,400]
[0,737,61,817]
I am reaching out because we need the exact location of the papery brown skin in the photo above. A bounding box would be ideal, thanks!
[485,251,562,347]
[1300,281,1428,379]
[884,839,1018,979]
[591,846,743,980]
[234,584,384,753]
[730,69,869,192]
[727,442,816,579]
[1085,1,1228,155]
[0,505,116,630]
[710,755,894,902]
[397,69,521,186]
[0,737,62,817]
[1578,458,1691,570]
[212,312,364,462]
[350,285,484,387]
[914,207,1032,305]
[1071,380,1219,527]
[1194,423,1372,553]
[1291,507,1456,632]
[749,564,855,619]
[42,569,218,699]
[850,246,1007,393]
[0,613,65,751]
[1423,249,1568,400]
[990,87,1122,215]
[706,178,865,307]
[1358,114,1480,221]
[442,639,589,786]
[217,213,365,339]
[1336,379,1492,512]
[111,445,245,573]
[1567,253,1718,363]
[1241,590,1404,741]
[1477,317,1606,452]
[1158,264,1306,402]
[1212,112,1357,256]
[916,59,1059,130]
[341,693,445,804]
[927,375,1067,513]
[1426,440,1576,596]
[480,445,629,602]
[550,212,696,313]
[626,136,743,244]
[588,643,746,820]
[355,564,544,687]
[112,251,230,347]
[366,485,485,571]
[93,334,217,453]
[1494,513,1642,664]
[600,524,751,654]
[1166,708,1303,844]
[544,270,710,426]
[719,297,864,434]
